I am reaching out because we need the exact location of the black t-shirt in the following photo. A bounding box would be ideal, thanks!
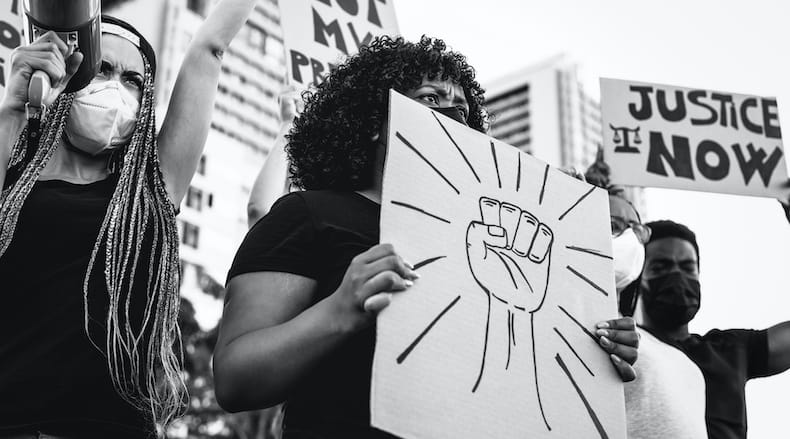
[0,177,154,438]
[227,191,397,439]
[650,327,770,439]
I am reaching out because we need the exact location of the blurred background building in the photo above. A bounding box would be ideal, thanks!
[107,0,286,330]
[485,54,645,212]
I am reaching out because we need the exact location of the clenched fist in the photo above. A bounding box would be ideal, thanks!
[465,197,553,312]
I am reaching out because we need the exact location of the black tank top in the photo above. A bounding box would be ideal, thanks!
[0,176,155,438]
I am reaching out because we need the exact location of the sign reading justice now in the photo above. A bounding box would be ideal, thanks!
[600,78,789,198]
[279,0,399,88]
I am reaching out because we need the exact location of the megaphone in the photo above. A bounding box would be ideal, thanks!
[22,0,102,109]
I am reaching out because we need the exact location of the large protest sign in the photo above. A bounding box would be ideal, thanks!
[278,0,399,88]
[372,90,626,439]
[0,0,24,97]
[600,78,789,198]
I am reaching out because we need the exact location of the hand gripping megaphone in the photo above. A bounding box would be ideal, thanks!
[22,0,102,110]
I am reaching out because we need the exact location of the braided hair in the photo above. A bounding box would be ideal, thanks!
[0,16,185,432]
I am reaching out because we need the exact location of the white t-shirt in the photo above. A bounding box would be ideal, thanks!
[625,328,708,439]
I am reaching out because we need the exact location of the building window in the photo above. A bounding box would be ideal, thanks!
[197,155,207,175]
[182,222,200,249]
[186,186,204,211]
[207,193,214,208]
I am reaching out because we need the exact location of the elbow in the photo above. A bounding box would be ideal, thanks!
[213,350,283,412]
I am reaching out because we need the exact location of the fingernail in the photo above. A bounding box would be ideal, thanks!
[488,225,505,237]
[410,270,421,279]
[404,260,415,270]
[595,329,609,337]
[404,280,414,288]
[610,354,621,364]
[596,322,610,329]
[600,336,612,348]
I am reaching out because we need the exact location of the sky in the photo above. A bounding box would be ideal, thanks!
[394,1,789,437]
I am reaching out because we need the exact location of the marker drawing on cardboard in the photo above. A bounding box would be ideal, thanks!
[600,78,789,198]
[372,90,627,439]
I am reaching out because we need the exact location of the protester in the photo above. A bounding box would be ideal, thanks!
[637,218,790,439]
[214,35,639,438]
[586,159,709,439]
[0,2,258,436]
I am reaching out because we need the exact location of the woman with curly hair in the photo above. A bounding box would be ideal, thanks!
[215,35,639,438]
[0,1,259,437]
[215,36,483,438]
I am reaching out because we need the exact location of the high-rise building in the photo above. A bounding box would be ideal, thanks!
[484,54,601,170]
[108,0,285,327]
[485,54,644,213]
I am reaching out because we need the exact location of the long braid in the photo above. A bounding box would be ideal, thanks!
[0,93,75,253]
[0,55,186,433]
[84,56,186,431]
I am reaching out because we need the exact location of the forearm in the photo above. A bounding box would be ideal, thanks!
[214,295,360,412]
[247,124,291,227]
[0,107,27,187]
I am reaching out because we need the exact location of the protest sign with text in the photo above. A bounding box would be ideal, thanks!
[600,78,789,198]
[278,0,399,88]
[0,0,23,98]
[372,90,626,439]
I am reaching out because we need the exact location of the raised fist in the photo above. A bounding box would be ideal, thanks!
[465,197,553,313]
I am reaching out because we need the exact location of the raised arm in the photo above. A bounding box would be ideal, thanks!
[156,0,257,205]
[247,88,303,227]
[766,321,790,375]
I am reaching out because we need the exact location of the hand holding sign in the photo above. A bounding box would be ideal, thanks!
[466,196,553,312]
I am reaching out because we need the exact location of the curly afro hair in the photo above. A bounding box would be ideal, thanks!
[286,35,488,191]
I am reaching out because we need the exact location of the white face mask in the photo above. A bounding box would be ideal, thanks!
[64,80,140,156]
[612,228,645,291]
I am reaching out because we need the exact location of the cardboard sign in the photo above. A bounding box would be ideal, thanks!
[600,78,789,198]
[278,0,399,88]
[0,0,24,97]
[372,90,626,439]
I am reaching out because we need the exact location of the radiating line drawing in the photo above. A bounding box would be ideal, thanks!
[556,354,609,439]
[490,141,502,188]
[432,112,481,183]
[554,327,595,376]
[565,245,613,260]
[558,186,596,221]
[413,255,446,270]
[539,164,550,205]
[390,200,452,224]
[395,132,461,195]
[558,305,599,343]
[567,265,609,296]
[397,295,462,364]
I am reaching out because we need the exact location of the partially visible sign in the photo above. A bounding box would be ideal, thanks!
[0,0,24,97]
[600,78,789,198]
[278,0,399,88]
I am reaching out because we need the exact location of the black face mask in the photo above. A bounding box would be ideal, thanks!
[641,272,701,329]
[434,106,468,126]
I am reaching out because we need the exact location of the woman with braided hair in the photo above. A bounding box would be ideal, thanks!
[0,1,258,437]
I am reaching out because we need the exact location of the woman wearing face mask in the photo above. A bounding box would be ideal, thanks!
[0,2,258,437]
[214,36,640,438]
[585,160,709,439]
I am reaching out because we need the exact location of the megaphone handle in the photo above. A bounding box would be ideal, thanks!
[28,70,51,110]
[23,71,50,162]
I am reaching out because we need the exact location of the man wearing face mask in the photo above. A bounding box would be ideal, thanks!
[637,220,790,439]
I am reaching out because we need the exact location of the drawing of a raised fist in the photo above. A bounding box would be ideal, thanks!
[466,197,553,313]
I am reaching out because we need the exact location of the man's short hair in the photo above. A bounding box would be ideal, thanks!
[644,220,700,266]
